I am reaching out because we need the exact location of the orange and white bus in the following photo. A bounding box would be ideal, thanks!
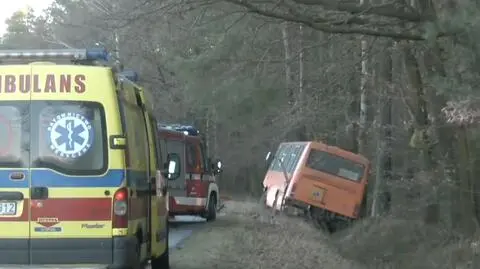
[263,141,370,232]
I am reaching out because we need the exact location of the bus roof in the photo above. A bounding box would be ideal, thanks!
[279,141,369,165]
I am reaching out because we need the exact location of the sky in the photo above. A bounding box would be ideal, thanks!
[0,0,54,35]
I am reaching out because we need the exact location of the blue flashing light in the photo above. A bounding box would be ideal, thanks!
[119,70,139,82]
[177,125,199,136]
[86,48,109,61]
[158,123,199,136]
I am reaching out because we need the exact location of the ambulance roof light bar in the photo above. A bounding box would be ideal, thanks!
[158,123,199,136]
[118,69,139,82]
[0,48,109,63]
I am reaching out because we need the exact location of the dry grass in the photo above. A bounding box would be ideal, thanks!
[172,199,480,269]
[210,200,363,269]
[332,216,479,269]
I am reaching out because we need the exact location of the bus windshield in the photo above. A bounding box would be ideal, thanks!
[306,149,365,181]
[269,143,306,174]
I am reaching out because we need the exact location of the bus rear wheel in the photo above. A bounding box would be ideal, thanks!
[310,207,333,233]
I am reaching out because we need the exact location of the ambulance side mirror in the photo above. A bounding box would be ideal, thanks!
[165,153,181,180]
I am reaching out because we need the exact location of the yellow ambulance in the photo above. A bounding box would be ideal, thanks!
[0,48,179,268]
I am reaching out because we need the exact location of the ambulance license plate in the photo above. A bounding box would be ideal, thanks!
[0,202,16,215]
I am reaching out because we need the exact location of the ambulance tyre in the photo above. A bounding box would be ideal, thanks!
[151,220,170,269]
[204,194,217,221]
[131,236,141,269]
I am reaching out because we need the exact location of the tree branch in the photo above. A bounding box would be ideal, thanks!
[291,0,426,22]
[223,0,440,40]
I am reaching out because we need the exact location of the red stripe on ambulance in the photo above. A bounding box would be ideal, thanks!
[31,198,111,221]
[0,198,113,222]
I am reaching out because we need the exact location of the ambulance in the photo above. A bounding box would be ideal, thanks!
[157,124,223,221]
[0,48,178,268]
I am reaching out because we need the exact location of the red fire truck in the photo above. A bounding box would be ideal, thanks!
[157,124,223,221]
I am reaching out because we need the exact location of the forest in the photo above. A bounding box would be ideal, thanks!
[2,0,480,266]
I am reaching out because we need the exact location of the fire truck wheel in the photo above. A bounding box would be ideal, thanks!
[205,194,217,221]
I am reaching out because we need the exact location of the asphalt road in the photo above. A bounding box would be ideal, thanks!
[168,216,206,249]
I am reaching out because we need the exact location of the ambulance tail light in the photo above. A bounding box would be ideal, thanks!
[113,188,128,228]
[0,48,109,62]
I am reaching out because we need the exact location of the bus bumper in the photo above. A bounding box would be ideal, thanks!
[0,237,136,269]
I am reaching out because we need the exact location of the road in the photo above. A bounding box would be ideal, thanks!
[168,216,206,249]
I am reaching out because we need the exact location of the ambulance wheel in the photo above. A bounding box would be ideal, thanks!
[204,195,217,221]
[151,221,170,269]
[131,237,141,269]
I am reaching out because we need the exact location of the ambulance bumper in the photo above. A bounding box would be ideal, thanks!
[0,237,136,268]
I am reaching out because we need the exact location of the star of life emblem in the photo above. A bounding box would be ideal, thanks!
[48,112,93,158]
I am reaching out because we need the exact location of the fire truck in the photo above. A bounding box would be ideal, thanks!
[157,124,223,221]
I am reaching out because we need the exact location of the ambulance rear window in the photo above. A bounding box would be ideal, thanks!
[0,103,29,168]
[31,101,107,175]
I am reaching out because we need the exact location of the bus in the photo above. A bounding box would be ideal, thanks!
[263,141,370,232]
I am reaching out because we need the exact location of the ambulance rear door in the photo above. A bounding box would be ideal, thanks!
[28,65,116,264]
[0,66,32,264]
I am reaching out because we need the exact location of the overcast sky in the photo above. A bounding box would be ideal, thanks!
[0,0,53,35]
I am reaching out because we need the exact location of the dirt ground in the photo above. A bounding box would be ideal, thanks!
[170,200,362,269]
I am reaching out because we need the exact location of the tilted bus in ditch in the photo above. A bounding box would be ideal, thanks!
[263,141,370,232]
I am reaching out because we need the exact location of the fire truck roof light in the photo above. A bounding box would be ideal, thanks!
[0,48,109,62]
[158,123,199,136]
[118,70,139,82]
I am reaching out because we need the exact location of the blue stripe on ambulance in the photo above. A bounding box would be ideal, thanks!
[0,169,125,188]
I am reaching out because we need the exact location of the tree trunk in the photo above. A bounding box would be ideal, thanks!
[455,126,478,234]
[358,8,368,154]
[296,24,307,141]
[418,0,477,233]
[298,25,304,102]
[281,21,294,106]
[402,43,440,224]
[371,41,393,217]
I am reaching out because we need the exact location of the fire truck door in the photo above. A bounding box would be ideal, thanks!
[165,140,186,197]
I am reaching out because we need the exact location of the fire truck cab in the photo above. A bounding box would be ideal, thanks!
[157,124,223,221]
